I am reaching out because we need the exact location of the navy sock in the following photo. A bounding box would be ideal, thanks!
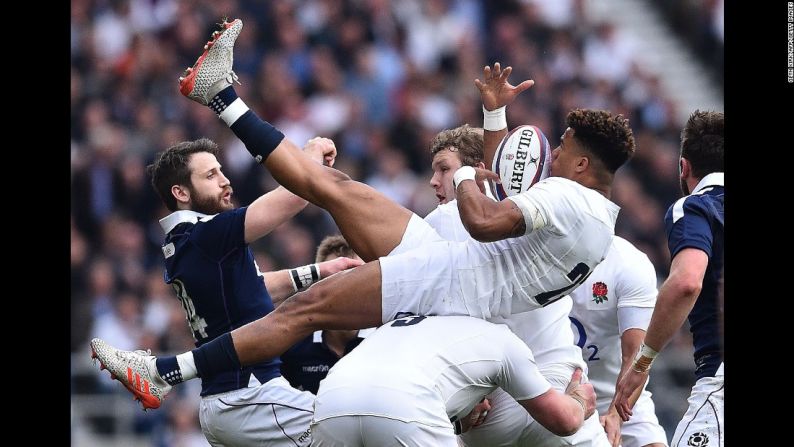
[155,356,183,385]
[192,332,242,379]
[209,86,239,116]
[211,86,284,162]
[229,110,285,163]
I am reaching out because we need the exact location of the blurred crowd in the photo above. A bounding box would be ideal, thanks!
[71,0,722,444]
[654,0,723,85]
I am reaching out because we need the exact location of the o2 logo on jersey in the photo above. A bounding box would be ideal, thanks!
[569,316,600,361]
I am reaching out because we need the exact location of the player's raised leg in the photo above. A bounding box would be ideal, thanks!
[91,257,386,407]
[227,260,384,371]
[178,18,411,261]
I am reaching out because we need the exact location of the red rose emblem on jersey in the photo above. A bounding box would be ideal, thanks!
[592,282,608,304]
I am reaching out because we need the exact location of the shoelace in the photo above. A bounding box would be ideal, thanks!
[226,70,241,86]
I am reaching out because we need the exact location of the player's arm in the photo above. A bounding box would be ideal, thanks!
[453,166,532,241]
[642,248,707,356]
[613,248,708,419]
[502,333,595,436]
[455,166,551,242]
[244,137,338,243]
[602,327,646,446]
[474,62,534,168]
[265,257,365,306]
[603,246,658,445]
[517,368,595,437]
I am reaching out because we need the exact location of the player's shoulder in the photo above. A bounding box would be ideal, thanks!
[610,236,646,259]
[665,194,714,224]
[515,176,578,200]
[609,236,655,274]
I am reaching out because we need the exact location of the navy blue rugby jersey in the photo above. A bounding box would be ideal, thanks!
[664,173,724,379]
[280,330,367,394]
[159,209,281,396]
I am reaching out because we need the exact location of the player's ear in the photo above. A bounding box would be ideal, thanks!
[172,184,190,206]
[679,158,691,179]
[475,161,486,170]
[574,155,589,173]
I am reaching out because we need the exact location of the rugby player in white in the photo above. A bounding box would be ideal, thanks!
[472,63,668,447]
[311,315,596,447]
[90,20,635,416]
[427,123,612,447]
[568,238,668,447]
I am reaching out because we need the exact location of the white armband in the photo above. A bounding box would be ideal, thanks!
[482,105,507,131]
[289,263,321,292]
[617,306,654,334]
[453,166,477,189]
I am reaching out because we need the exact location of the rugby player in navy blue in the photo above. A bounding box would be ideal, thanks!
[280,235,372,394]
[613,110,723,447]
[91,124,363,444]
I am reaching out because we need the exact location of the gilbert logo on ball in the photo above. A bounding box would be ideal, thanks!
[492,125,551,200]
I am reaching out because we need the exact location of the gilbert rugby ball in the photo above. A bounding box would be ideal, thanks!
[492,125,551,200]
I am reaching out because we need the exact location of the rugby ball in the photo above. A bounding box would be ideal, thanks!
[492,125,551,200]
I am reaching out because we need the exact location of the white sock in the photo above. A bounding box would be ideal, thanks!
[219,97,249,126]
[176,352,198,381]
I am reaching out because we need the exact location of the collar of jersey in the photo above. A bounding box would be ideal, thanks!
[692,172,724,195]
[159,210,212,234]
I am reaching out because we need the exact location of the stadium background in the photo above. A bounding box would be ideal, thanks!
[70,0,724,445]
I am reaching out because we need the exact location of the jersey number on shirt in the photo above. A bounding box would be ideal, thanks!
[171,279,209,340]
[569,316,600,361]
[391,315,427,327]
[535,263,592,306]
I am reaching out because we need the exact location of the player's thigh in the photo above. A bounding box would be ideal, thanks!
[199,377,314,447]
[279,259,385,330]
[619,393,669,447]
[379,240,485,322]
[388,214,447,256]
[670,374,724,447]
[322,177,414,262]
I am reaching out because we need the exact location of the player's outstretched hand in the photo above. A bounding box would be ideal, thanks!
[318,256,364,279]
[303,137,338,167]
[474,62,534,111]
[565,367,596,420]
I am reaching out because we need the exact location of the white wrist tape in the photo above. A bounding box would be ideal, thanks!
[632,342,659,372]
[453,166,477,189]
[289,263,321,292]
[482,105,507,131]
[639,343,659,359]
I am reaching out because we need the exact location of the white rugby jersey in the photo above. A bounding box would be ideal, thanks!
[313,316,551,428]
[452,177,619,318]
[424,199,585,371]
[568,236,658,410]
